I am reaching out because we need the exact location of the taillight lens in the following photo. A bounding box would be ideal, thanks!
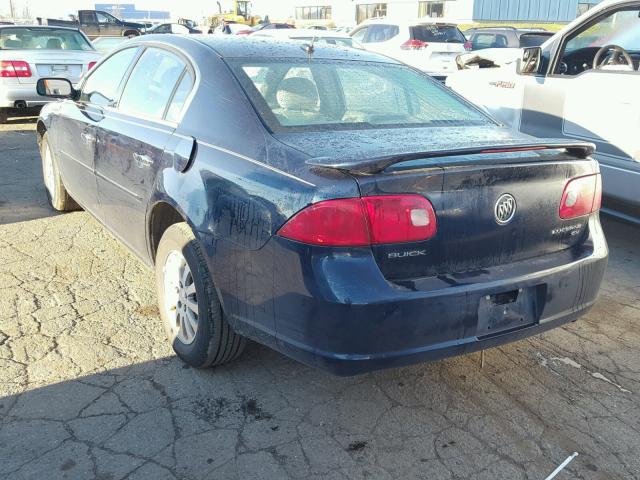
[277,195,437,246]
[401,39,428,50]
[88,61,97,70]
[464,40,472,51]
[0,60,32,78]
[559,174,602,219]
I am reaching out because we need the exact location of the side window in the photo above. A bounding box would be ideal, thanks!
[80,47,138,106]
[558,7,640,75]
[166,70,195,122]
[351,27,368,43]
[365,24,399,43]
[155,24,170,34]
[172,24,190,34]
[118,48,187,120]
[96,12,114,24]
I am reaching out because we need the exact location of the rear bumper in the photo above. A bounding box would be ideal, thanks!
[204,216,608,375]
[0,83,48,108]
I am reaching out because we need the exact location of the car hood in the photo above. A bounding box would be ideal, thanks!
[273,125,536,162]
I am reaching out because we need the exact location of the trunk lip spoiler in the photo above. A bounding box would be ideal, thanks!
[306,140,596,174]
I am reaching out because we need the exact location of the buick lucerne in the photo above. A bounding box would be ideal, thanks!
[36,35,608,375]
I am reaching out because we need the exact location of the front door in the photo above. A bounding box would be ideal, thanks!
[54,47,140,216]
[94,46,194,258]
[520,3,640,216]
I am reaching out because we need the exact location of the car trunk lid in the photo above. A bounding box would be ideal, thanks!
[276,127,597,280]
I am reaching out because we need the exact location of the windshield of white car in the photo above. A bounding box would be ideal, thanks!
[411,25,466,43]
[230,59,491,132]
[565,8,640,52]
[0,28,94,51]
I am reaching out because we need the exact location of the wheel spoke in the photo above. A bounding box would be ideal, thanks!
[181,263,190,287]
[184,296,198,316]
[186,309,198,333]
[185,282,196,297]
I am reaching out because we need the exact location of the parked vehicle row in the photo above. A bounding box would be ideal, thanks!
[35,34,607,375]
[350,19,471,80]
[37,10,147,39]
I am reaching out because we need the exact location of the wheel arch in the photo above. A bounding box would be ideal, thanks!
[147,200,189,263]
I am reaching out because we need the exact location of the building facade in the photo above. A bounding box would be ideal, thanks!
[94,3,170,22]
[290,0,603,25]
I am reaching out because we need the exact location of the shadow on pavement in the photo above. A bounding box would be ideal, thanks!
[0,121,60,225]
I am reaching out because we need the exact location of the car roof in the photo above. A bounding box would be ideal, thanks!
[0,24,82,33]
[188,35,392,62]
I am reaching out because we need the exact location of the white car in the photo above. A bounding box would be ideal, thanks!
[349,19,470,79]
[446,0,640,223]
[251,28,359,48]
[0,25,101,123]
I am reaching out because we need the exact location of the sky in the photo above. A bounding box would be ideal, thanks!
[0,0,298,20]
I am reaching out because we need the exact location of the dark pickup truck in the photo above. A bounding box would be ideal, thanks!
[37,10,147,39]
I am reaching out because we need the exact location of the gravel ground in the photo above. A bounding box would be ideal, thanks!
[1,119,639,480]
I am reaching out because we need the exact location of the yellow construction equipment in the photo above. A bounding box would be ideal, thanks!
[208,1,261,30]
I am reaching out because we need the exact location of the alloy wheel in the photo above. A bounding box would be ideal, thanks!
[162,250,199,345]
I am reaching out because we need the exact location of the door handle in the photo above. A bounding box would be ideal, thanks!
[81,132,95,144]
[133,153,153,168]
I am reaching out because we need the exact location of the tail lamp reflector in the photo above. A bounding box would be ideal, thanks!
[0,60,32,78]
[277,195,437,246]
[559,174,602,219]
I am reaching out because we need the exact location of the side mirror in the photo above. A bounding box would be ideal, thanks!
[516,47,542,75]
[36,78,76,99]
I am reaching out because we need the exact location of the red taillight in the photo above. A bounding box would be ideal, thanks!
[88,61,97,70]
[464,40,472,51]
[401,39,428,50]
[277,195,437,247]
[0,60,32,78]
[559,174,601,220]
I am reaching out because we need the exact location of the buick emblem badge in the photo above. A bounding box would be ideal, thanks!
[494,194,517,225]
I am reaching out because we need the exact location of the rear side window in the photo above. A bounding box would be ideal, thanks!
[119,48,187,120]
[81,47,138,106]
[411,25,466,43]
[364,24,400,43]
[166,70,195,122]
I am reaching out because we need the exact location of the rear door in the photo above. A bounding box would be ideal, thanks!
[94,46,195,257]
[54,47,139,215]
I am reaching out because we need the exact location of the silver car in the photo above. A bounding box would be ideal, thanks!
[0,25,101,123]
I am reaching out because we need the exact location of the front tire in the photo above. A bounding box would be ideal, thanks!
[40,132,79,211]
[155,222,246,368]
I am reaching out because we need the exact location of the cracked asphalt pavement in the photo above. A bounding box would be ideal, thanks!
[1,119,639,480]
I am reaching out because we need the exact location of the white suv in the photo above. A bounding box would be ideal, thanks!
[350,19,470,80]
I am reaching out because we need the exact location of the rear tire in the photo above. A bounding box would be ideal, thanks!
[155,222,246,368]
[40,132,79,211]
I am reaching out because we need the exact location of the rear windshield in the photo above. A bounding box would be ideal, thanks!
[0,28,93,51]
[518,33,553,48]
[229,59,491,132]
[411,25,466,43]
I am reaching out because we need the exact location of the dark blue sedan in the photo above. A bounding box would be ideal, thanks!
[36,35,608,375]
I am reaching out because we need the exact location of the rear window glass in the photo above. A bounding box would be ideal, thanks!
[229,59,490,132]
[472,33,508,49]
[518,33,553,48]
[0,28,93,51]
[411,25,466,43]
